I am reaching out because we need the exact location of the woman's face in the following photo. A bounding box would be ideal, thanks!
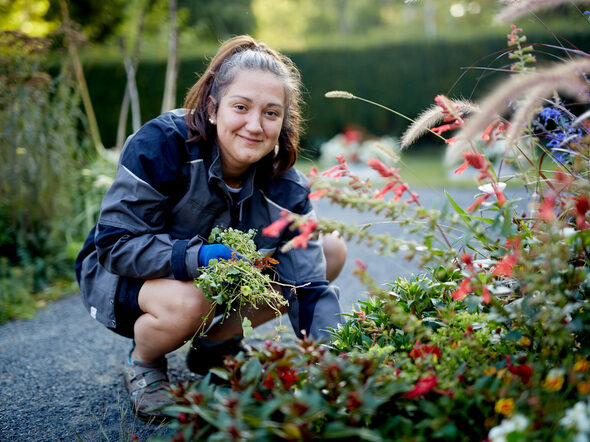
[210,70,285,179]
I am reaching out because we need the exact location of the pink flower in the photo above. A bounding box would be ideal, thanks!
[367,157,399,178]
[538,195,556,222]
[262,211,292,237]
[406,374,438,398]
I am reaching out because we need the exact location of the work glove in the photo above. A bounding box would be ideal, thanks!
[197,244,235,267]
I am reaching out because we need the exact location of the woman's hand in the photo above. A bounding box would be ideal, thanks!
[198,244,236,267]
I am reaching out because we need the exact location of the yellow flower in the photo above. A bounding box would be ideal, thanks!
[574,360,590,373]
[518,336,531,347]
[452,341,460,348]
[578,380,590,395]
[483,366,497,376]
[495,398,515,417]
[544,369,565,392]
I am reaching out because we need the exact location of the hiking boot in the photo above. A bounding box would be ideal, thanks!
[186,334,248,378]
[124,355,172,422]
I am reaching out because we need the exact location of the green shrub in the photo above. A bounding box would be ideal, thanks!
[83,31,589,151]
[0,31,105,323]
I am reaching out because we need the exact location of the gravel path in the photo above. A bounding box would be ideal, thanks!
[0,186,526,441]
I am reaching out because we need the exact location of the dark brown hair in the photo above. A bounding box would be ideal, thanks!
[184,35,303,175]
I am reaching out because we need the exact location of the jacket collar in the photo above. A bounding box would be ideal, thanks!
[207,141,256,204]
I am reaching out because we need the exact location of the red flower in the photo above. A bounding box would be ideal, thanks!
[346,392,363,411]
[354,259,367,271]
[277,367,299,389]
[454,161,470,175]
[409,344,441,360]
[467,194,491,212]
[406,374,438,398]
[451,278,472,301]
[307,166,318,178]
[367,157,399,178]
[506,356,533,384]
[493,253,518,277]
[575,195,590,230]
[481,120,499,141]
[431,120,462,136]
[263,373,274,389]
[461,253,474,269]
[291,220,318,249]
[308,189,328,201]
[481,286,492,305]
[463,151,487,171]
[262,211,292,237]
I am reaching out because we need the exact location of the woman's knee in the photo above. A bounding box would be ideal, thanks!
[322,232,347,282]
[139,279,211,327]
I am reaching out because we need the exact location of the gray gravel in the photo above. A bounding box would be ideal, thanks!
[0,185,528,441]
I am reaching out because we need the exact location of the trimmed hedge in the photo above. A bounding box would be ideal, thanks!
[85,32,589,152]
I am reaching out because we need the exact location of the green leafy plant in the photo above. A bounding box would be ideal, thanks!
[193,227,288,337]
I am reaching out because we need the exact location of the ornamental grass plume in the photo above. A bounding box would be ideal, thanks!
[401,99,479,149]
[494,0,590,24]
[446,58,590,164]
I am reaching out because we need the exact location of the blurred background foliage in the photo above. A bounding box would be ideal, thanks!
[0,0,588,322]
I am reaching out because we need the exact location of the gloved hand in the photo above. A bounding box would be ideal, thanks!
[197,244,235,267]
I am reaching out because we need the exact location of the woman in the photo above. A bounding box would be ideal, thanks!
[75,35,346,420]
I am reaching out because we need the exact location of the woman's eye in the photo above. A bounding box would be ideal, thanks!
[266,110,280,118]
[234,104,247,111]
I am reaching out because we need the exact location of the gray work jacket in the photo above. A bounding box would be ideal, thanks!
[75,109,342,341]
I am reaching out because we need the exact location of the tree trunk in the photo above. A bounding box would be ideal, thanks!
[161,0,179,114]
[59,0,105,156]
[116,2,150,151]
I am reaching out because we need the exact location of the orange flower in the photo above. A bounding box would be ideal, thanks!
[578,381,590,395]
[262,211,292,237]
[494,398,514,417]
[493,253,518,277]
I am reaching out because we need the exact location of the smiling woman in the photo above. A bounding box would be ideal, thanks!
[208,70,286,185]
[75,35,346,421]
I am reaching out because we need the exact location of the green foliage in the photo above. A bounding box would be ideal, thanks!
[0,31,101,323]
[194,228,287,336]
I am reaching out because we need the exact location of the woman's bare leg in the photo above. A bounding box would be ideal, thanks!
[322,232,347,282]
[131,279,213,363]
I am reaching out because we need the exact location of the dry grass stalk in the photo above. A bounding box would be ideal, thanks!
[495,0,590,23]
[446,58,590,164]
[401,99,479,149]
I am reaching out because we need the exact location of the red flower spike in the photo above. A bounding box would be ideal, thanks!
[367,157,399,178]
[461,253,474,269]
[291,220,318,249]
[307,166,318,178]
[262,211,292,237]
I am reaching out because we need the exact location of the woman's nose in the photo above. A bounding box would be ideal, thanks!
[245,113,263,132]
